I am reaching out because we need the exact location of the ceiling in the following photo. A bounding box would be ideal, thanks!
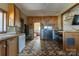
[15,3,75,16]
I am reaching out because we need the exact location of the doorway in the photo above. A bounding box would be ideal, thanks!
[34,22,41,39]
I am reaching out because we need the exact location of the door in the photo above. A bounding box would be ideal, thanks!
[0,41,6,56]
[34,22,41,38]
[7,37,18,56]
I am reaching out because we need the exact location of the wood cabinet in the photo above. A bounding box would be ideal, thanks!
[0,36,18,56]
[8,4,15,26]
[15,6,21,27]
[8,4,21,27]
[64,32,79,52]
[0,41,6,56]
[7,37,18,56]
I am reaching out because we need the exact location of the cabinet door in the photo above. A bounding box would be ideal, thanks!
[7,37,18,56]
[64,32,77,51]
[8,4,15,26]
[15,6,21,27]
[0,41,6,56]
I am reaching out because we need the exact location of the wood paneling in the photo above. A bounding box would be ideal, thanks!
[27,16,58,29]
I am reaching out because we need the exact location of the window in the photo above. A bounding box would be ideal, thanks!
[0,12,3,32]
[0,11,7,33]
[3,13,7,32]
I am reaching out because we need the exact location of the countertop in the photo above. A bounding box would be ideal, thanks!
[0,33,25,41]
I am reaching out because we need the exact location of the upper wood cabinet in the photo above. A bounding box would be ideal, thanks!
[8,4,21,27]
[8,4,15,26]
[15,6,21,27]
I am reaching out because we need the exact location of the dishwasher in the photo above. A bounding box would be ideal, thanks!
[18,34,25,53]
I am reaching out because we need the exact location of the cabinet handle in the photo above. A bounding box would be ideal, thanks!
[0,46,2,48]
[11,41,15,44]
[3,45,6,48]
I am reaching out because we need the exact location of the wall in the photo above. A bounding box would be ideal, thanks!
[60,3,76,14]
[58,15,62,30]
[58,3,77,31]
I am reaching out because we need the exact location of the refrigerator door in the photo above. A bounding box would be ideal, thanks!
[42,29,53,40]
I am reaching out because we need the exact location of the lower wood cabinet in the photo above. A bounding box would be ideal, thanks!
[7,37,18,56]
[0,41,6,56]
[0,37,18,56]
[64,32,79,52]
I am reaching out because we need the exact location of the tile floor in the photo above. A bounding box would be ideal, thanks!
[20,36,79,56]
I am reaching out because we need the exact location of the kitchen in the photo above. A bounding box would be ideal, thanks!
[0,3,79,56]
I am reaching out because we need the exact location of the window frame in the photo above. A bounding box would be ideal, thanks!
[0,9,7,33]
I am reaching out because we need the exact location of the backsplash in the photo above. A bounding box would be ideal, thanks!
[7,26,21,33]
[63,4,79,32]
[7,26,16,32]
